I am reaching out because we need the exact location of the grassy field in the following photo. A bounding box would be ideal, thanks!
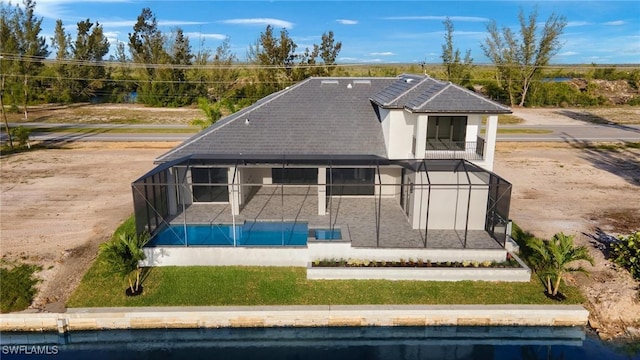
[67,217,584,308]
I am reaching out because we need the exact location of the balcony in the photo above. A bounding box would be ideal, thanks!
[425,137,485,160]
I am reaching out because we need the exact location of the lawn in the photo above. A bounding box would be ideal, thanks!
[66,262,583,308]
[67,216,584,308]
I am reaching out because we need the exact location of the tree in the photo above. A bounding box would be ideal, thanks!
[208,37,238,101]
[248,25,298,93]
[12,0,49,119]
[189,97,223,129]
[71,19,110,100]
[167,27,194,106]
[51,19,72,102]
[529,232,594,298]
[128,7,168,105]
[440,17,473,86]
[0,3,18,147]
[100,232,150,295]
[481,9,567,106]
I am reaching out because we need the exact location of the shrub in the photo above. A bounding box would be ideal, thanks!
[529,232,594,298]
[0,263,41,313]
[9,126,31,148]
[610,232,640,280]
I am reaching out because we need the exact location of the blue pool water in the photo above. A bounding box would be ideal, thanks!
[1,326,637,360]
[149,222,308,246]
[314,228,342,240]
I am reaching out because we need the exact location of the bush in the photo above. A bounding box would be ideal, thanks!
[0,263,41,313]
[611,232,640,280]
[9,126,31,148]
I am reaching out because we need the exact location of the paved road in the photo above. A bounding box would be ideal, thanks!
[1,122,640,143]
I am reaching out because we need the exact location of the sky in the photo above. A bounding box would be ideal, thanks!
[22,0,640,64]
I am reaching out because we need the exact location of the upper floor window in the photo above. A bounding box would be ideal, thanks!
[426,116,467,143]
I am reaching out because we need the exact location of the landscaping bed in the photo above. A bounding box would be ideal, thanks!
[307,255,531,282]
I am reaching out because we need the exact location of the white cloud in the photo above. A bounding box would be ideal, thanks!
[603,20,625,26]
[34,0,129,20]
[185,32,227,40]
[383,16,489,22]
[370,52,395,56]
[336,19,358,25]
[567,21,590,27]
[220,18,294,29]
[158,20,209,27]
[558,51,579,56]
[364,58,384,63]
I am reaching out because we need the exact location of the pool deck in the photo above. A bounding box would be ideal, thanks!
[168,186,501,250]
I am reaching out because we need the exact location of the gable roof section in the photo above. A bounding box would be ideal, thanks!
[156,77,396,163]
[372,74,511,114]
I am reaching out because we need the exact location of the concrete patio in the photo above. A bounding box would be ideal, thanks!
[167,186,501,250]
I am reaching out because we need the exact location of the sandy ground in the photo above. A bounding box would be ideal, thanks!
[495,142,640,340]
[0,142,178,311]
[0,108,639,340]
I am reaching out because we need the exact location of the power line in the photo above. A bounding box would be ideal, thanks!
[2,52,638,71]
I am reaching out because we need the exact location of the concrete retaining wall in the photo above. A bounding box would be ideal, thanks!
[143,243,509,267]
[0,305,589,333]
[307,264,531,282]
[308,243,508,263]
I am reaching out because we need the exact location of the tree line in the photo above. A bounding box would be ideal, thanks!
[0,1,343,116]
[2,0,638,134]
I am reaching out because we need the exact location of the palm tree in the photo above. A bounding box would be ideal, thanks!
[100,232,150,294]
[529,232,594,297]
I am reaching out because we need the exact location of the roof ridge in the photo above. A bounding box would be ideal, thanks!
[411,82,451,110]
[383,74,429,106]
[156,78,312,162]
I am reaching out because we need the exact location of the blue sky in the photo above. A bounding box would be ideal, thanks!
[28,0,640,64]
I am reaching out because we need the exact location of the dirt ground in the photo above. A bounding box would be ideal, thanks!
[0,142,178,312]
[0,108,639,341]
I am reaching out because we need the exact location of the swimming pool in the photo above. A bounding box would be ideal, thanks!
[149,221,309,246]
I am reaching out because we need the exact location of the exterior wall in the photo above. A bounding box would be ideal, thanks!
[483,115,498,171]
[142,243,510,267]
[375,167,401,197]
[175,167,192,206]
[384,109,417,159]
[318,167,326,215]
[410,171,488,230]
[379,111,496,173]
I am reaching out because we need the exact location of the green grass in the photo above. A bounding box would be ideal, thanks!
[482,114,525,125]
[480,128,553,135]
[24,126,199,134]
[67,264,584,307]
[67,216,584,308]
[0,262,41,313]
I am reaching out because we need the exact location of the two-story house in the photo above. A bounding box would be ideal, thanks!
[133,74,513,267]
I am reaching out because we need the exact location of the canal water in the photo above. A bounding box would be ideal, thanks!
[1,326,638,359]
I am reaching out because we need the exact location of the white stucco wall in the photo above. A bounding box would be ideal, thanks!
[385,110,417,159]
[410,171,488,230]
[375,167,401,197]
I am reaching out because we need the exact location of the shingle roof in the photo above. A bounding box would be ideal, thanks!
[156,74,511,164]
[371,74,511,114]
[157,77,396,163]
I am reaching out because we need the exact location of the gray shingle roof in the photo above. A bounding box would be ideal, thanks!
[156,74,511,164]
[157,77,396,163]
[372,74,511,114]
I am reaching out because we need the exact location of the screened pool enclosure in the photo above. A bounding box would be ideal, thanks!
[132,155,511,250]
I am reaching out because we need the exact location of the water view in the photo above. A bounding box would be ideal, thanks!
[2,326,638,360]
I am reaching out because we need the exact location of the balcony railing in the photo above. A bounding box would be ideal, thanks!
[424,137,486,160]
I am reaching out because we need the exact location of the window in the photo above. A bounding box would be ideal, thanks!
[327,168,375,196]
[272,168,318,184]
[191,167,229,202]
[426,116,467,142]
